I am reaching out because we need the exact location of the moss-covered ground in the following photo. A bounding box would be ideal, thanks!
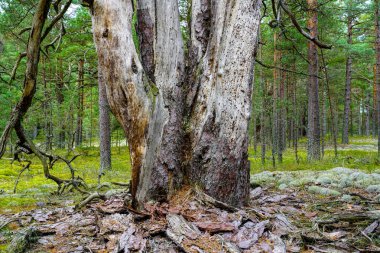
[0,146,131,214]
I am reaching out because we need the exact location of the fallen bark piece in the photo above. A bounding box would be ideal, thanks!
[114,214,147,253]
[167,214,201,241]
[99,213,131,235]
[270,233,286,253]
[362,220,379,235]
[193,221,235,233]
[250,187,263,199]
[322,231,347,241]
[166,214,233,253]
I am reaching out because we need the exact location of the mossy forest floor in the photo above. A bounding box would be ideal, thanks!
[0,137,379,252]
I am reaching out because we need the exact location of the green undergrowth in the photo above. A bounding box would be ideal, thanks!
[0,146,131,213]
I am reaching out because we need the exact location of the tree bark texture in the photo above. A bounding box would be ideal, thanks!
[90,0,262,208]
[307,0,321,161]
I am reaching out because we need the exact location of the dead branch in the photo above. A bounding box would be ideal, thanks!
[76,192,105,209]
[13,160,31,193]
[255,59,321,78]
[41,0,72,42]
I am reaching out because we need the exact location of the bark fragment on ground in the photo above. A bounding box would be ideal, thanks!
[1,173,380,252]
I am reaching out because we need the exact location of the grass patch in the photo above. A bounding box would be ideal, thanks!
[249,137,380,174]
[0,146,131,213]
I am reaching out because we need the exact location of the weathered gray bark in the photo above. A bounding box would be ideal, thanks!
[90,0,262,208]
[342,7,353,144]
[98,72,112,175]
[307,0,321,161]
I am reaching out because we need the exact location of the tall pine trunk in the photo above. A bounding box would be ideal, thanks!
[90,0,262,208]
[342,6,353,144]
[307,0,321,160]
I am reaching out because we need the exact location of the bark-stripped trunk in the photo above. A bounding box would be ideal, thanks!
[342,8,353,144]
[98,71,112,174]
[307,0,321,160]
[375,0,380,158]
[90,0,261,208]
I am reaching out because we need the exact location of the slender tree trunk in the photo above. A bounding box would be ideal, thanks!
[98,71,112,175]
[75,59,84,147]
[375,0,380,158]
[0,0,51,157]
[260,47,266,166]
[292,58,299,163]
[342,9,353,144]
[278,64,286,162]
[272,32,280,164]
[321,50,338,158]
[90,0,262,208]
[366,92,371,136]
[307,0,321,160]
[42,57,52,151]
[56,57,66,149]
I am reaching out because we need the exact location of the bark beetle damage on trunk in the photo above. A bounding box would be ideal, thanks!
[91,0,262,208]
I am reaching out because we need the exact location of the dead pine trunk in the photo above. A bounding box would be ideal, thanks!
[342,5,353,144]
[307,0,321,161]
[89,0,262,208]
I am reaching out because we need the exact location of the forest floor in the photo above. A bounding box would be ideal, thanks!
[0,137,379,252]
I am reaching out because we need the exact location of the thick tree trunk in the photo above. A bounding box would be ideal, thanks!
[342,10,353,144]
[307,0,321,160]
[90,0,261,208]
[98,71,112,175]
